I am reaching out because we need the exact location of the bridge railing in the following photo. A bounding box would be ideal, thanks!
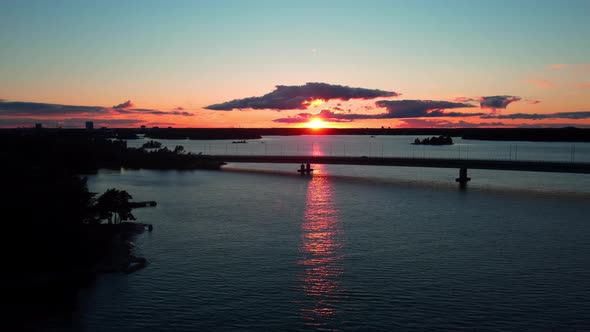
[187,141,589,163]
[127,138,589,164]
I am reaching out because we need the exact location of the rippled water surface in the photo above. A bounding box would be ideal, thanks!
[48,136,590,331]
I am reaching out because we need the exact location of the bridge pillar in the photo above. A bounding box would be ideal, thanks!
[297,163,314,175]
[455,167,471,188]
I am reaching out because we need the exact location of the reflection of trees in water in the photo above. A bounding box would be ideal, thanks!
[298,166,344,327]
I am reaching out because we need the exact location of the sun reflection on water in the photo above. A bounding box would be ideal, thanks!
[297,164,344,327]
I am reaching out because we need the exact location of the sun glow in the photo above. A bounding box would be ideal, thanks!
[304,99,326,108]
[307,118,325,130]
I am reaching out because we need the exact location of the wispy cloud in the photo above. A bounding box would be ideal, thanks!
[548,64,590,71]
[397,119,507,128]
[116,108,193,116]
[548,64,567,70]
[482,111,590,120]
[453,97,478,103]
[205,82,399,111]
[525,78,555,89]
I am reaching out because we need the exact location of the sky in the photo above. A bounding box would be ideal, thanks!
[1,0,589,128]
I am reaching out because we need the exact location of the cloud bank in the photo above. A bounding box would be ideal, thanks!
[375,100,480,118]
[0,100,193,117]
[205,82,399,111]
[0,117,145,128]
[0,101,104,116]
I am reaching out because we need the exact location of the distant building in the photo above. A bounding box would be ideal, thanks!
[85,121,94,130]
[35,123,42,130]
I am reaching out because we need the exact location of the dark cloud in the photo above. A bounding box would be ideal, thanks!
[113,100,135,109]
[116,108,193,116]
[0,117,144,128]
[170,111,192,116]
[479,95,521,110]
[482,111,590,120]
[173,107,185,111]
[272,113,313,124]
[0,101,105,116]
[80,118,145,127]
[375,100,480,118]
[527,100,541,105]
[0,100,193,118]
[205,82,399,111]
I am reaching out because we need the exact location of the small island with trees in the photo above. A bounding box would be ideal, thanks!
[412,135,454,145]
[141,140,163,149]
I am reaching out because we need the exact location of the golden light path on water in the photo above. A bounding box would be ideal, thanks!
[297,143,344,328]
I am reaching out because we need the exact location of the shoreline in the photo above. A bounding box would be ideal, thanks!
[3,127,590,142]
[3,222,151,293]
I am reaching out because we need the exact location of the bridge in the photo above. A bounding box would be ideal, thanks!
[212,154,590,188]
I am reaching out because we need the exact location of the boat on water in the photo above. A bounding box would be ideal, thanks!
[232,140,247,144]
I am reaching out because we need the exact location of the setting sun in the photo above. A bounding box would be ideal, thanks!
[307,118,325,130]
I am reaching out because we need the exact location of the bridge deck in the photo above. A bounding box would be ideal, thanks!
[214,155,590,174]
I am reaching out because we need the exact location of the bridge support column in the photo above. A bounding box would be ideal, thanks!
[455,167,471,188]
[297,163,314,175]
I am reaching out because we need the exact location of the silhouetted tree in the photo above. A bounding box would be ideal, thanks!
[96,189,136,224]
[141,140,162,149]
[173,145,185,154]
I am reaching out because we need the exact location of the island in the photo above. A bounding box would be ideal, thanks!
[412,135,454,145]
[141,140,163,149]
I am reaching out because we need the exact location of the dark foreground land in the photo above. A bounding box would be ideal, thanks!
[0,130,226,323]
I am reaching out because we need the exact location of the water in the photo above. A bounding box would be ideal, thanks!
[129,135,590,163]
[46,136,590,331]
